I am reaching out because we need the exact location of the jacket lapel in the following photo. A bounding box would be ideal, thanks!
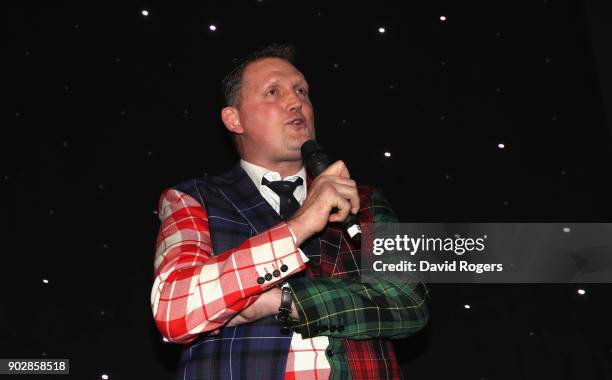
[213,163,282,235]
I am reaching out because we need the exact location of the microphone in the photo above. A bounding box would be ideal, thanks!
[301,140,362,242]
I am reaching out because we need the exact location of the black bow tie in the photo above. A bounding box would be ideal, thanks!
[262,177,304,220]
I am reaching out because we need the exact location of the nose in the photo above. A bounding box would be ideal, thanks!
[286,92,302,113]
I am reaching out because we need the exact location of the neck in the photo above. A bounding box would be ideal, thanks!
[242,157,303,178]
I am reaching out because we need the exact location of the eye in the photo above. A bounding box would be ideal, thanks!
[266,87,278,96]
[297,87,309,96]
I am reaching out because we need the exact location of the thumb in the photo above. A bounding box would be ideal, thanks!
[322,160,349,178]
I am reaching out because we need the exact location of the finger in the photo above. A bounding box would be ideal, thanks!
[328,182,360,214]
[313,175,355,189]
[321,160,350,178]
[329,197,351,223]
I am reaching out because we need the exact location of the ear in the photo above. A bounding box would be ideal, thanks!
[221,106,244,134]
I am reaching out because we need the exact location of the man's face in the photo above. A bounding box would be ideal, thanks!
[235,57,315,163]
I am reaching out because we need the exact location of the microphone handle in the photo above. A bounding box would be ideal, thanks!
[302,141,362,242]
[314,162,361,241]
[341,213,361,243]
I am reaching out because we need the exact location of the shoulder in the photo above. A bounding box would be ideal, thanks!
[156,171,219,213]
[355,183,398,223]
[170,165,239,199]
[172,173,209,195]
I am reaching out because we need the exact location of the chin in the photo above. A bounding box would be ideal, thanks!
[292,137,311,151]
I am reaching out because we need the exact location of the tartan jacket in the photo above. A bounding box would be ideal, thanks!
[151,163,429,379]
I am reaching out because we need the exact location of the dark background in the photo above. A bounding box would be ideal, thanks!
[4,1,612,379]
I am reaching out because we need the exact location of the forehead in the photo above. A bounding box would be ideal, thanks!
[242,58,306,89]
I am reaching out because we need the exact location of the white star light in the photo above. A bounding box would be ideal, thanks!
[209,24,217,31]
[562,227,571,233]
[101,375,109,380]
[577,289,586,295]
[141,10,149,16]
[378,27,386,34]
[384,152,391,157]
[498,143,505,149]
[42,279,49,284]
[440,16,447,21]
[464,304,471,309]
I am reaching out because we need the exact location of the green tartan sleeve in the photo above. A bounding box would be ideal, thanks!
[287,188,429,340]
[288,278,428,339]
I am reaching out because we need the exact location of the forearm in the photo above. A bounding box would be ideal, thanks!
[151,188,307,344]
[224,286,300,327]
[287,277,429,340]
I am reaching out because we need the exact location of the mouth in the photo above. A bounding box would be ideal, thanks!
[286,116,306,127]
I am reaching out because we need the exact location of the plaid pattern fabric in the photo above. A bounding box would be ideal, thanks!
[288,180,430,380]
[289,279,429,340]
[175,317,293,380]
[284,333,331,380]
[153,164,326,379]
[151,164,429,379]
[151,187,307,344]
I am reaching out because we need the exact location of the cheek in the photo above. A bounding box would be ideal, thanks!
[253,106,283,129]
[247,105,283,140]
[303,102,315,120]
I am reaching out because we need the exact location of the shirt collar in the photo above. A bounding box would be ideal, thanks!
[240,159,307,192]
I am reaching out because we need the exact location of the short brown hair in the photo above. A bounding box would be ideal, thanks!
[222,43,296,108]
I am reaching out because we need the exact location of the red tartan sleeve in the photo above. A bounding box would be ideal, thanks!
[150,188,307,345]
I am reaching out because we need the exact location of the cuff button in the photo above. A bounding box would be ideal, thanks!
[280,264,289,272]
[273,269,281,277]
[257,276,265,284]
[265,273,273,281]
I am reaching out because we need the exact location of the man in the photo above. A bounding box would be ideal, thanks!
[151,44,428,380]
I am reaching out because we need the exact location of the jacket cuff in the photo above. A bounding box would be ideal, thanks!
[248,222,308,290]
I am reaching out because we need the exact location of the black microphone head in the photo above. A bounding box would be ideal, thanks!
[300,140,322,161]
[301,140,330,176]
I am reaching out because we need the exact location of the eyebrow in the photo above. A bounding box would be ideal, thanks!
[261,78,309,90]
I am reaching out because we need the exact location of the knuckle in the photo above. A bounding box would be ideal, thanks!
[322,184,336,196]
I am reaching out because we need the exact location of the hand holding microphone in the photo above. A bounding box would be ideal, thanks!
[286,140,362,246]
